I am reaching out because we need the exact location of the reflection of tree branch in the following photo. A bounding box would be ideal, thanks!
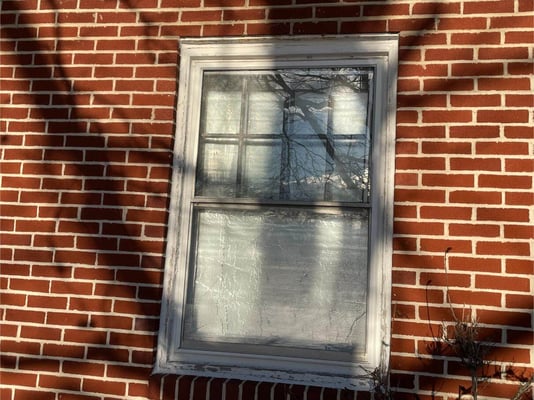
[271,73,364,194]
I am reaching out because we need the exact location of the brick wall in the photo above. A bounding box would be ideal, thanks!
[1,0,532,399]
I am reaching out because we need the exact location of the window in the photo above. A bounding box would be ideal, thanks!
[156,35,398,389]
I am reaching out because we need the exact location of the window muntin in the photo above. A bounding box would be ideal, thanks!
[157,35,398,389]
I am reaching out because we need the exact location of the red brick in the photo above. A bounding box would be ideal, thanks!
[20,325,62,341]
[73,266,113,281]
[392,320,440,338]
[106,364,152,382]
[420,205,472,220]
[506,293,534,309]
[14,249,53,263]
[50,280,94,295]
[313,5,359,18]
[27,295,68,310]
[450,94,501,107]
[479,174,531,189]
[2,176,41,189]
[448,290,501,307]
[63,328,107,345]
[505,192,533,206]
[451,32,501,45]
[450,157,500,171]
[390,337,416,354]
[39,373,81,390]
[54,250,97,265]
[77,236,118,252]
[80,207,123,221]
[42,178,82,191]
[392,253,443,269]
[396,141,418,155]
[19,357,60,373]
[490,15,534,29]
[396,157,445,171]
[113,299,160,316]
[0,371,37,387]
[390,17,437,32]
[396,78,420,92]
[477,241,530,257]
[294,21,338,35]
[477,207,530,223]
[504,126,534,139]
[479,46,530,60]
[82,379,126,396]
[506,94,534,108]
[477,141,530,155]
[46,312,89,327]
[181,10,221,22]
[425,48,473,61]
[422,141,471,154]
[481,103,530,120]
[62,361,105,377]
[438,17,487,30]
[505,31,534,45]
[0,339,40,355]
[423,110,472,123]
[397,127,444,141]
[449,125,500,139]
[479,78,531,92]
[109,332,156,349]
[477,309,531,329]
[506,259,533,275]
[69,297,112,313]
[464,0,514,13]
[398,63,447,78]
[395,189,445,203]
[449,223,500,238]
[394,221,444,236]
[90,314,133,330]
[398,94,446,109]
[1,292,26,306]
[422,173,474,188]
[0,233,32,246]
[340,19,387,34]
[86,346,129,363]
[507,329,534,345]
[504,225,533,240]
[421,238,473,253]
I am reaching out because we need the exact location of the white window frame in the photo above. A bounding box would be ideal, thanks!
[156,35,398,389]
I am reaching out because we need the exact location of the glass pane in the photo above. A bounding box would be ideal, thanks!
[184,207,369,356]
[242,141,283,199]
[332,89,369,136]
[201,75,242,134]
[330,139,370,202]
[196,142,238,197]
[287,139,328,200]
[247,91,284,134]
[289,91,329,135]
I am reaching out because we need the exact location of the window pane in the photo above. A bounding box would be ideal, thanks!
[242,140,283,199]
[184,207,369,357]
[332,89,369,136]
[201,75,242,134]
[196,142,238,197]
[196,69,372,202]
[247,91,284,134]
